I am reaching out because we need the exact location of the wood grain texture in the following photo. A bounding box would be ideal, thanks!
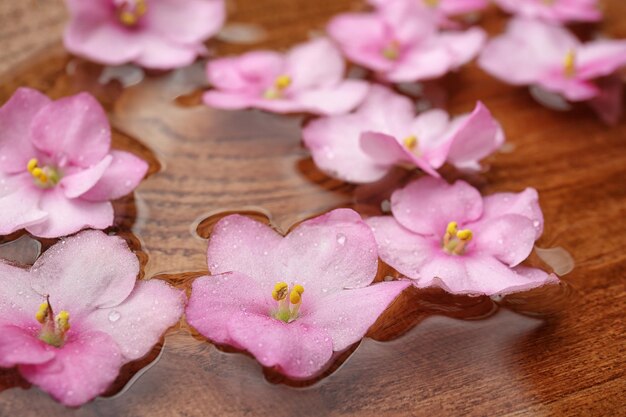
[0,1,625,416]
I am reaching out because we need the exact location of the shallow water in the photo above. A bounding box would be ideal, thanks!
[0,51,579,414]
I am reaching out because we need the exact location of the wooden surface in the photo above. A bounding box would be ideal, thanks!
[1,0,625,416]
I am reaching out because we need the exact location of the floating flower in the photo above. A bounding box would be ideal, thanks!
[0,88,148,238]
[203,38,369,115]
[186,209,410,379]
[64,0,225,69]
[327,1,486,82]
[367,177,559,296]
[479,18,626,104]
[0,230,185,406]
[368,0,489,28]
[302,85,503,183]
[493,0,601,24]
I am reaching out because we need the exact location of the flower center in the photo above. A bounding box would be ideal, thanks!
[382,40,401,61]
[424,0,440,7]
[271,282,304,323]
[27,158,61,189]
[442,221,473,255]
[403,135,422,155]
[35,296,71,348]
[117,0,148,26]
[563,49,576,78]
[263,75,292,100]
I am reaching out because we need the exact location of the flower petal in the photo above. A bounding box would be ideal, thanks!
[300,280,410,351]
[227,312,333,379]
[202,91,257,110]
[302,113,390,183]
[294,80,369,115]
[391,177,483,236]
[186,272,272,348]
[133,35,199,70]
[146,0,225,45]
[434,26,486,68]
[20,330,122,407]
[446,101,504,170]
[25,188,114,238]
[207,215,282,290]
[0,88,50,174]
[576,40,626,80]
[0,325,56,367]
[478,18,579,85]
[80,150,148,202]
[418,254,556,295]
[366,216,437,280]
[472,214,537,267]
[386,43,453,82]
[29,230,138,314]
[83,279,185,362]
[30,92,111,168]
[479,188,543,238]
[286,38,345,90]
[278,209,378,296]
[0,173,47,235]
[207,52,285,92]
[59,155,113,199]
[359,131,441,177]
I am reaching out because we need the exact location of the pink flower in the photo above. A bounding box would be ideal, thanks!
[493,0,601,24]
[64,0,225,69]
[0,230,185,406]
[203,38,369,115]
[327,1,486,82]
[368,0,489,28]
[0,88,148,238]
[302,85,504,183]
[186,209,410,379]
[367,177,559,296]
[479,18,626,103]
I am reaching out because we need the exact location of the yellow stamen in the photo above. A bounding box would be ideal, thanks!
[31,167,43,178]
[120,11,138,26]
[55,311,71,333]
[274,75,292,90]
[382,40,401,60]
[289,289,301,305]
[35,302,49,324]
[292,284,304,295]
[27,158,38,173]
[456,229,473,241]
[403,135,418,150]
[424,0,440,7]
[564,49,576,78]
[272,282,288,301]
[446,221,458,236]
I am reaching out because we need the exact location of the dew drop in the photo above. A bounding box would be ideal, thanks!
[108,310,121,323]
[336,233,347,246]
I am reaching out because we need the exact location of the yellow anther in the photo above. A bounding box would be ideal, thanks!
[382,41,400,60]
[289,289,301,305]
[27,158,38,173]
[274,75,292,90]
[456,229,473,241]
[424,0,440,7]
[292,284,304,295]
[56,311,70,332]
[403,135,418,150]
[135,0,147,15]
[35,302,49,324]
[272,282,289,301]
[31,167,43,178]
[564,49,576,77]
[446,221,458,236]
[119,11,138,26]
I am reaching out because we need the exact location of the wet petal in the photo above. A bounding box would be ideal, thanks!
[186,272,272,348]
[227,312,333,379]
[391,177,483,236]
[20,330,122,407]
[146,0,225,44]
[0,173,47,235]
[30,92,111,168]
[0,88,50,174]
[29,230,138,314]
[84,279,185,362]
[479,188,544,238]
[286,38,345,89]
[300,280,410,351]
[294,80,369,115]
[0,325,55,367]
[472,214,537,267]
[25,188,114,238]
[59,155,113,199]
[80,150,148,202]
[366,216,437,280]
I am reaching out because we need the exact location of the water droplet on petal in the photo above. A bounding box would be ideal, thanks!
[336,233,346,245]
[108,310,121,322]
